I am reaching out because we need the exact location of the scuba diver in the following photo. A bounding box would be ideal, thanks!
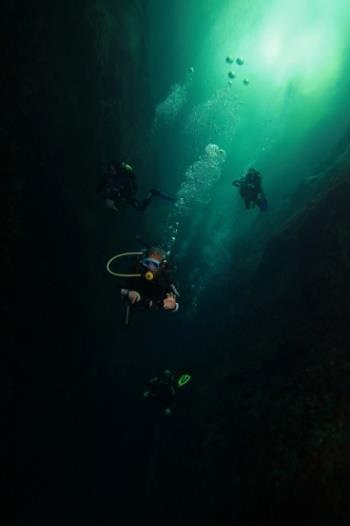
[97,160,175,212]
[232,167,268,211]
[143,370,191,415]
[106,243,180,325]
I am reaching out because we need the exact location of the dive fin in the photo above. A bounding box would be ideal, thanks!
[151,189,176,201]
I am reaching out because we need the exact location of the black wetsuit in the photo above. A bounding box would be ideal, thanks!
[233,171,265,209]
[145,372,177,412]
[124,261,179,311]
[97,169,154,211]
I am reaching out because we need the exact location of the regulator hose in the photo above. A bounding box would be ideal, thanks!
[106,251,143,278]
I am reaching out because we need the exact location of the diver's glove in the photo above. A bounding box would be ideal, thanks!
[128,290,141,304]
[105,198,118,212]
[163,293,179,312]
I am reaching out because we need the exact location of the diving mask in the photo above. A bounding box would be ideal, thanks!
[141,257,161,271]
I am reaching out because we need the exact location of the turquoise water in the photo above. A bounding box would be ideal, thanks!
[145,0,350,315]
[8,2,350,524]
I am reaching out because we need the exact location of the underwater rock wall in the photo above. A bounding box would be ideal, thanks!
[3,2,152,523]
[193,151,350,525]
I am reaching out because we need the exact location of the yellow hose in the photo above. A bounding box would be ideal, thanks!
[106,251,143,277]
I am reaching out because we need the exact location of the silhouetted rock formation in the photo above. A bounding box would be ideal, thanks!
[195,156,350,525]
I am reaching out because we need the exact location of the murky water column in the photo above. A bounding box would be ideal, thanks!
[183,86,242,151]
[152,70,193,131]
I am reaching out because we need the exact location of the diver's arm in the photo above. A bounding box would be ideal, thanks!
[120,276,142,305]
[120,288,141,304]
[128,290,141,304]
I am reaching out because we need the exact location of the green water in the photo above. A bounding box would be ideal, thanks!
[6,2,350,524]
[145,0,350,315]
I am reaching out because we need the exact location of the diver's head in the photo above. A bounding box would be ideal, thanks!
[110,160,134,175]
[141,247,166,278]
[148,247,166,262]
[245,169,255,182]
[247,167,258,177]
[121,162,134,174]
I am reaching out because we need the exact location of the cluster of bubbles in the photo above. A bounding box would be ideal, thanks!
[152,69,194,132]
[185,224,232,318]
[153,61,250,316]
[164,144,226,254]
[226,55,250,87]
[183,225,232,319]
[185,268,206,319]
[177,143,226,212]
[183,88,242,150]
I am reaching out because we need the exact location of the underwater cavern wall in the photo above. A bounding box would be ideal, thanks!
[3,1,350,525]
[189,140,350,525]
[3,1,157,524]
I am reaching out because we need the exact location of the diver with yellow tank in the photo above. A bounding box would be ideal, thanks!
[107,242,179,325]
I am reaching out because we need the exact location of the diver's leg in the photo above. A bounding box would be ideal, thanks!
[163,388,176,415]
[137,193,154,211]
[105,198,119,212]
[256,193,268,211]
[163,397,175,415]
[127,197,149,211]
[137,186,177,210]
[254,190,265,207]
[149,189,175,201]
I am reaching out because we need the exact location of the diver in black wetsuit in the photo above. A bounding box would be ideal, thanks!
[143,370,177,415]
[121,246,179,319]
[232,167,267,210]
[143,370,192,415]
[97,160,174,212]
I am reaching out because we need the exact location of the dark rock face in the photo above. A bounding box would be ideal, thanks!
[194,159,350,525]
[3,2,152,525]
